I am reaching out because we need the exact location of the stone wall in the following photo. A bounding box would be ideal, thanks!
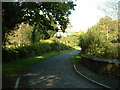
[81,55,120,78]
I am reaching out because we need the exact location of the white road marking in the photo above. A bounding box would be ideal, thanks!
[15,77,20,88]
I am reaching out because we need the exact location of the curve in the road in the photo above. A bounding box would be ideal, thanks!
[20,50,103,88]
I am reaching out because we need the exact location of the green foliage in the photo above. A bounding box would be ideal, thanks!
[16,47,29,58]
[3,48,74,76]
[5,23,56,47]
[3,39,70,62]
[59,32,80,47]
[79,29,105,56]
[79,29,119,59]
[2,2,24,44]
[47,30,56,38]
[2,48,19,62]
[78,16,119,59]
[71,53,81,64]
[2,2,76,45]
[92,16,118,42]
[6,23,32,47]
[103,43,119,59]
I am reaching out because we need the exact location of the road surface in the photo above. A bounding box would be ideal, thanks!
[20,50,103,88]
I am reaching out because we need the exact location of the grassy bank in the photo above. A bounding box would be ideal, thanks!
[71,53,81,64]
[3,48,75,77]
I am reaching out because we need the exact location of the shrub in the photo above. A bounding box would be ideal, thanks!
[79,29,119,59]
[59,34,80,47]
[103,43,118,59]
[3,39,70,62]
[16,47,29,58]
[79,29,106,56]
[2,48,19,62]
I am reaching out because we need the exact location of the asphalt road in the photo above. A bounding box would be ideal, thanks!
[20,50,103,88]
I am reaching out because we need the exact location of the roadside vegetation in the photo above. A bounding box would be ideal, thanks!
[2,22,81,77]
[58,32,80,47]
[3,28,80,76]
[2,2,77,77]
[71,53,81,64]
[2,2,120,78]
[3,23,80,76]
[3,39,70,63]
[79,16,119,60]
[3,48,74,76]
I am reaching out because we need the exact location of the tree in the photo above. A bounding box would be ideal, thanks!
[2,2,25,45]
[2,2,76,45]
[6,23,32,47]
[97,1,119,42]
[90,16,118,42]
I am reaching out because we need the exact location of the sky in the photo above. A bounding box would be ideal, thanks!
[68,0,119,32]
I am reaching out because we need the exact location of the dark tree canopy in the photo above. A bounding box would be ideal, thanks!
[2,2,76,44]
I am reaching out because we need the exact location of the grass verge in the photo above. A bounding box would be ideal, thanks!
[71,53,81,64]
[3,48,75,77]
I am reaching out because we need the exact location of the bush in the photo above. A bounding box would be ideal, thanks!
[2,48,19,62]
[3,39,70,62]
[79,29,119,59]
[15,47,29,58]
[103,43,119,59]
[59,34,80,47]
[79,29,106,56]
